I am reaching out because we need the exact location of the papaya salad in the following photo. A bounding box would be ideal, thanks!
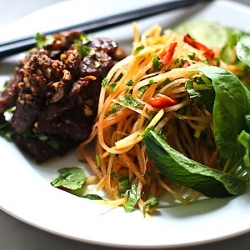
[50,20,250,216]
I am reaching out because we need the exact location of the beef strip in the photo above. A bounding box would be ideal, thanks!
[0,31,124,162]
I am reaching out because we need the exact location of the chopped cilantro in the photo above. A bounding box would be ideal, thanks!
[185,80,201,98]
[152,55,162,71]
[110,171,117,177]
[107,83,117,91]
[6,107,15,113]
[163,78,171,85]
[149,79,154,85]
[119,177,131,194]
[156,78,171,90]
[137,86,146,98]
[143,197,159,215]
[133,45,145,55]
[123,184,140,212]
[117,95,144,108]
[51,167,87,191]
[101,77,109,87]
[187,52,196,60]
[47,137,60,150]
[35,33,53,48]
[83,194,103,200]
[175,58,185,67]
[75,44,91,57]
[126,80,134,86]
[106,103,121,116]
[37,135,48,141]
[114,73,123,82]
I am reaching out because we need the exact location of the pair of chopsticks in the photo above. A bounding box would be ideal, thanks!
[0,0,211,59]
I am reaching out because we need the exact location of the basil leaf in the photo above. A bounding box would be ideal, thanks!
[143,130,246,198]
[184,76,215,114]
[51,167,86,191]
[101,77,109,87]
[245,115,250,130]
[199,66,250,159]
[197,88,215,115]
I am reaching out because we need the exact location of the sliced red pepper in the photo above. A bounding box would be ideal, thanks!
[183,35,214,59]
[147,94,177,109]
[160,42,177,65]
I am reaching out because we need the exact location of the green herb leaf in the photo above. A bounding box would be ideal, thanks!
[143,130,246,198]
[133,45,145,55]
[117,94,144,108]
[152,55,162,71]
[107,83,117,91]
[123,184,140,212]
[47,137,60,150]
[236,35,250,67]
[0,121,15,140]
[185,80,201,98]
[79,34,89,44]
[187,52,195,60]
[75,44,91,57]
[83,194,103,200]
[126,80,134,86]
[110,171,117,177]
[35,33,53,48]
[101,77,109,87]
[199,66,250,159]
[119,177,131,194]
[106,103,121,116]
[143,197,159,216]
[51,167,87,191]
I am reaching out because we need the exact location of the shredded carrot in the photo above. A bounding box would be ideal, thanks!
[76,23,226,214]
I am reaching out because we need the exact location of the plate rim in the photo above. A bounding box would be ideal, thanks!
[1,0,250,248]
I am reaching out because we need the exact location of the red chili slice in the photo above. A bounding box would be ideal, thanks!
[147,94,177,109]
[160,42,177,65]
[183,35,214,59]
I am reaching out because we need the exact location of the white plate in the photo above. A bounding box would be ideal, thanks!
[1,0,250,248]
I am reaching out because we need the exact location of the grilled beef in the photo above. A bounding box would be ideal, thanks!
[0,32,124,162]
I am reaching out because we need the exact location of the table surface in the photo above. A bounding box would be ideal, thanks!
[1,0,250,249]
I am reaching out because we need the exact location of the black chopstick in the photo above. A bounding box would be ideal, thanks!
[0,0,211,59]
